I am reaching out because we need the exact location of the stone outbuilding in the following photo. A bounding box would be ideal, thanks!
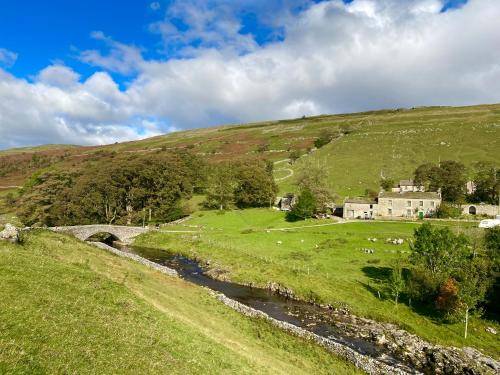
[343,198,378,219]
[378,191,441,219]
[276,194,296,211]
[462,203,499,217]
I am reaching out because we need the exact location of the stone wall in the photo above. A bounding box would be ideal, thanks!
[462,204,499,217]
[214,292,413,375]
[89,242,178,277]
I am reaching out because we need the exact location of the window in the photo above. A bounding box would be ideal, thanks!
[406,209,412,216]
[388,200,393,206]
[369,204,373,209]
[431,201,435,208]
[419,201,424,207]
[407,200,412,207]
[388,208,392,215]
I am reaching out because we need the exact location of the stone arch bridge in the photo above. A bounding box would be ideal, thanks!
[50,225,151,243]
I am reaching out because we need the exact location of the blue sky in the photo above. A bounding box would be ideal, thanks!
[1,0,499,149]
[0,0,467,80]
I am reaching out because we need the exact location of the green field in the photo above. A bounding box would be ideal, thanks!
[134,208,500,358]
[0,230,360,374]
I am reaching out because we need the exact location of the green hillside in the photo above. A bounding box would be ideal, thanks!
[1,103,499,196]
[0,231,359,374]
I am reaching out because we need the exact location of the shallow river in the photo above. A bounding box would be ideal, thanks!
[116,243,415,372]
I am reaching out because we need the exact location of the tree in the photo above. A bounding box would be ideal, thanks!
[234,161,278,208]
[413,161,467,202]
[408,223,469,303]
[389,258,406,305]
[469,162,499,204]
[454,257,492,338]
[380,178,394,192]
[287,189,316,221]
[295,160,336,214]
[440,161,467,202]
[204,163,236,210]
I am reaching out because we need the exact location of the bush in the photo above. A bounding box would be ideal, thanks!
[436,203,462,218]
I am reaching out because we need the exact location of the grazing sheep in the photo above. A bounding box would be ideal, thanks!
[277,240,283,245]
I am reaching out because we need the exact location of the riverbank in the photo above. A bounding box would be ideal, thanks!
[0,230,361,374]
[133,208,500,358]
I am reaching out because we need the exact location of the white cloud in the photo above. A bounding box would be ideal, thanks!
[150,2,161,11]
[0,48,18,68]
[36,64,80,88]
[1,0,500,149]
[78,32,145,75]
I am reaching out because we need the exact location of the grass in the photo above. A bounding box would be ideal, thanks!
[0,230,361,374]
[134,208,500,358]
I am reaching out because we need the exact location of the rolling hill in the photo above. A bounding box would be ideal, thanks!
[1,103,499,198]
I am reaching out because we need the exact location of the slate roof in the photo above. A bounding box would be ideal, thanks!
[379,191,441,199]
[345,197,377,204]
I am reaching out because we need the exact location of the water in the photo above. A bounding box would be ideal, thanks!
[117,243,415,371]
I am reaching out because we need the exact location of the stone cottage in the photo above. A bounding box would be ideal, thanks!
[276,194,297,211]
[378,191,441,218]
[343,198,378,219]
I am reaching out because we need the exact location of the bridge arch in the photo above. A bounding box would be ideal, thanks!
[50,225,150,244]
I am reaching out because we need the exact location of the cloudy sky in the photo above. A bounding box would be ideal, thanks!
[0,0,499,149]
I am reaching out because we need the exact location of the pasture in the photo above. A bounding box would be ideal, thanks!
[134,208,500,357]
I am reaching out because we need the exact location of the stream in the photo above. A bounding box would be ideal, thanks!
[111,242,417,373]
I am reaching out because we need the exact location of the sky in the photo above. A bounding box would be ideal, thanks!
[0,0,498,149]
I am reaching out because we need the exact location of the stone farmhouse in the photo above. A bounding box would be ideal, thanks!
[344,179,441,220]
[378,191,441,219]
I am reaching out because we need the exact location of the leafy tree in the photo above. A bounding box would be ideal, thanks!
[485,227,500,270]
[468,162,499,204]
[286,189,316,221]
[234,161,278,208]
[380,178,394,192]
[413,161,467,202]
[295,160,336,214]
[408,223,469,302]
[440,161,467,202]
[389,258,406,305]
[204,164,236,210]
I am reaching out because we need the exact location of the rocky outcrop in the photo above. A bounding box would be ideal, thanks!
[0,224,19,243]
[321,310,499,375]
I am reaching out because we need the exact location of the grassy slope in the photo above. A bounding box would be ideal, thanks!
[0,231,360,374]
[1,104,499,195]
[278,105,500,196]
[134,209,500,358]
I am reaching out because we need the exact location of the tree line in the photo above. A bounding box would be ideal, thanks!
[15,151,278,227]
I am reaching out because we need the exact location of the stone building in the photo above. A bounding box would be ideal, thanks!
[391,179,425,193]
[343,198,378,219]
[378,191,441,219]
[462,203,499,217]
[276,194,296,211]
